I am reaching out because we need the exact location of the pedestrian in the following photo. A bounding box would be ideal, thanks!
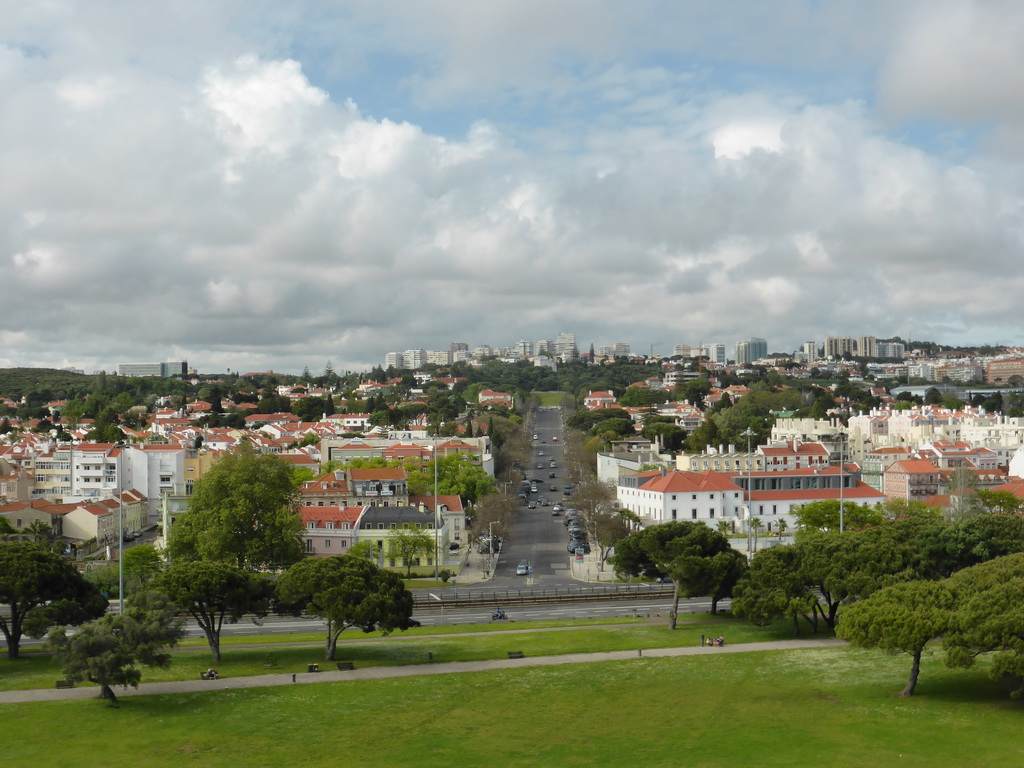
[701,634,705,646]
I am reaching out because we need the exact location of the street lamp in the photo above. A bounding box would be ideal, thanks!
[433,433,439,579]
[116,441,125,614]
[838,435,846,534]
[429,592,445,625]
[741,427,756,560]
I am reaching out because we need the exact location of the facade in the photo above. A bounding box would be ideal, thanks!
[117,361,187,377]
[884,459,942,500]
[877,341,906,359]
[857,336,878,358]
[824,337,856,358]
[986,359,1024,385]
[355,504,444,571]
[348,467,409,506]
[299,505,363,557]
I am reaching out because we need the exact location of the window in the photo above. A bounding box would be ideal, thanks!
[671,510,677,520]
[325,540,331,548]
[691,510,697,519]
[342,523,350,530]
[340,540,347,547]
[305,539,313,553]
[307,522,315,529]
[709,510,715,518]
[326,522,334,530]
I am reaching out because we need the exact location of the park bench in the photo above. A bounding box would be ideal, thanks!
[507,651,525,659]
[55,680,75,689]
[336,661,355,671]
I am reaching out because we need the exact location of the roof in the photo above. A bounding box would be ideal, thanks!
[297,506,364,526]
[637,470,741,494]
[348,467,407,481]
[358,505,437,527]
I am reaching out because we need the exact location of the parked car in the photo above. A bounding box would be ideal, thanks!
[567,541,591,554]
[516,560,530,575]
[551,508,561,516]
[539,497,549,506]
[538,450,545,456]
[528,501,537,509]
[552,503,564,512]
[548,471,556,478]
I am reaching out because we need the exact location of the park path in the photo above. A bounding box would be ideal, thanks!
[0,637,846,704]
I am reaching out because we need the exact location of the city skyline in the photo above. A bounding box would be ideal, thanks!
[4,3,1024,374]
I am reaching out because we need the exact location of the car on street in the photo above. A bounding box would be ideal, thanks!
[567,541,591,553]
[527,501,537,509]
[550,484,558,492]
[538,450,544,456]
[552,436,559,442]
[552,502,564,512]
[548,471,556,478]
[516,559,530,575]
[539,497,549,506]
[551,508,561,516]
[537,463,544,469]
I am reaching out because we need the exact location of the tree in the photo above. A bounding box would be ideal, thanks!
[47,590,184,704]
[944,553,1024,698]
[387,524,436,576]
[0,542,108,659]
[154,562,272,661]
[122,545,164,586]
[275,555,415,661]
[732,545,817,635]
[167,446,304,570]
[836,580,954,696]
[793,499,884,534]
[946,467,981,519]
[610,521,746,628]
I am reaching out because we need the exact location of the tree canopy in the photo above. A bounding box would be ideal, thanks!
[611,521,746,626]
[154,561,272,661]
[275,555,415,660]
[47,590,184,704]
[0,541,108,658]
[167,446,304,570]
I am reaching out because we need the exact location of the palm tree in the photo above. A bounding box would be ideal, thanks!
[716,520,731,536]
[776,518,788,539]
[749,517,762,554]
[25,519,51,542]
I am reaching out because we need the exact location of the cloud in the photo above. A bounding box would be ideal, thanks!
[0,2,1022,375]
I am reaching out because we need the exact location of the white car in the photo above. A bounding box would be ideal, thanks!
[516,560,530,575]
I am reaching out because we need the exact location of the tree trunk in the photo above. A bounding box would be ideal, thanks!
[324,628,342,661]
[669,584,680,630]
[710,596,719,615]
[792,612,801,637]
[1,622,20,659]
[900,651,922,697]
[207,633,221,663]
[100,682,118,705]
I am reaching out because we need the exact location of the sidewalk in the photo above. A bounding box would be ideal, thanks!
[0,637,847,704]
[451,547,496,586]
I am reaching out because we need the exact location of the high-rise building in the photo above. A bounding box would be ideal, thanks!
[749,337,768,361]
[704,343,726,365]
[801,341,818,362]
[118,361,188,377]
[612,342,631,357]
[450,342,469,354]
[673,344,692,358]
[403,349,426,369]
[555,332,577,358]
[384,352,405,369]
[877,341,906,359]
[514,340,533,356]
[824,337,857,359]
[856,336,878,358]
[426,350,451,366]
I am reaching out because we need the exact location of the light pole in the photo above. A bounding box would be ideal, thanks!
[428,592,445,625]
[838,435,846,534]
[116,442,125,614]
[433,433,439,579]
[741,427,756,560]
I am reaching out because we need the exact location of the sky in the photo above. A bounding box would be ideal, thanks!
[3,1,1024,375]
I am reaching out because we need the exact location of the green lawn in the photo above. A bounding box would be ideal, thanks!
[3,646,1023,767]
[534,391,567,406]
[0,615,764,692]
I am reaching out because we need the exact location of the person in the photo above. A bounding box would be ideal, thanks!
[204,668,218,680]
[701,634,706,646]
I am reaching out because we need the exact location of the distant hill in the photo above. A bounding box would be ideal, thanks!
[0,368,92,400]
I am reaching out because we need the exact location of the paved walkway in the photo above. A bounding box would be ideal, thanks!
[0,637,846,704]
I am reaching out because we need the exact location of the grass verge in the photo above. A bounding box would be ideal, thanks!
[2,646,1022,767]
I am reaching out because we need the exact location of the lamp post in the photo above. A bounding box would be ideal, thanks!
[741,427,756,560]
[433,432,439,579]
[838,435,846,534]
[116,442,125,614]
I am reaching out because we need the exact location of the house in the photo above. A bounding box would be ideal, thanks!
[355,504,443,571]
[617,469,742,527]
[300,469,351,506]
[477,389,514,409]
[348,467,409,506]
[298,505,364,557]
[884,459,942,500]
[583,391,617,410]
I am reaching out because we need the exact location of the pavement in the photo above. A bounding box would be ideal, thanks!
[0,637,847,704]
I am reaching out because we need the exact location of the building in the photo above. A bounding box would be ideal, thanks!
[735,337,768,365]
[612,342,631,356]
[824,337,857,359]
[425,350,451,366]
[384,352,405,369]
[877,341,906,359]
[117,361,188,377]
[986,359,1024,385]
[884,459,942,500]
[857,336,877,358]
[403,349,426,369]
[514,340,533,356]
[801,341,818,363]
[299,505,364,557]
[555,332,577,359]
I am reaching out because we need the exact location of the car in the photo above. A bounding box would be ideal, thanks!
[548,471,556,478]
[564,483,573,491]
[563,489,572,496]
[538,450,544,456]
[539,498,549,506]
[549,462,556,469]
[518,491,528,500]
[516,560,530,576]
[552,436,559,442]
[550,484,558,492]
[551,508,561,516]
[567,541,591,554]
[537,463,544,469]
[532,434,538,440]
[528,501,537,509]
[552,503,564,512]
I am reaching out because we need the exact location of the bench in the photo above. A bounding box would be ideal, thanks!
[507,651,525,659]
[336,661,355,671]
[263,653,278,668]
[55,680,75,689]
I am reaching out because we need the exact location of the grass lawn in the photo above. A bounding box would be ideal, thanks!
[3,646,1023,767]
[534,391,567,406]
[0,615,764,692]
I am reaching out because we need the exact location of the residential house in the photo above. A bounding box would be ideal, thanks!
[298,505,364,557]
